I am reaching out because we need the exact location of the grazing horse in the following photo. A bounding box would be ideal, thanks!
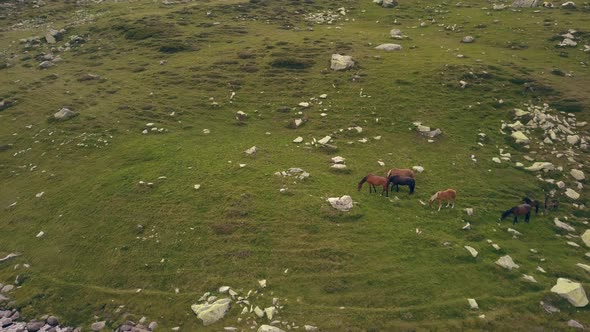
[386,168,415,179]
[358,174,389,196]
[387,175,415,194]
[522,197,540,215]
[428,189,457,211]
[501,204,532,225]
[544,194,558,212]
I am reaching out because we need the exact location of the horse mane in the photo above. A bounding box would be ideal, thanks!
[500,208,513,220]
[357,176,368,191]
[428,191,439,203]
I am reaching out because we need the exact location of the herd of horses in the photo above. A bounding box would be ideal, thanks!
[357,168,558,223]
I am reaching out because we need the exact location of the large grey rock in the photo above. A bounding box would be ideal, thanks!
[257,325,285,332]
[511,131,530,144]
[570,169,585,181]
[496,255,519,270]
[375,43,402,51]
[26,321,45,332]
[554,218,575,232]
[525,162,554,172]
[327,195,353,212]
[191,298,231,326]
[461,36,475,43]
[330,54,354,71]
[381,0,398,7]
[582,230,590,247]
[512,0,540,7]
[91,321,106,331]
[46,316,59,326]
[550,278,588,307]
[561,1,576,9]
[39,61,53,69]
[53,108,77,121]
[565,188,580,200]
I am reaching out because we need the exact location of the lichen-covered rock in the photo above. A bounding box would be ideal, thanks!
[191,298,231,326]
[550,278,588,307]
[330,54,354,71]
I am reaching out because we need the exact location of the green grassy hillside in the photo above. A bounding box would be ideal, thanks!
[1,0,589,330]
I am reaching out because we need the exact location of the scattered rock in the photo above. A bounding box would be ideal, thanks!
[330,54,354,71]
[522,274,537,283]
[496,255,520,270]
[582,230,590,247]
[464,246,478,258]
[565,188,580,200]
[568,320,584,330]
[293,137,303,143]
[412,166,424,173]
[550,278,588,307]
[191,298,232,326]
[512,0,540,7]
[245,146,257,155]
[53,108,77,121]
[561,1,576,9]
[375,43,402,51]
[570,169,585,181]
[554,218,575,232]
[525,162,554,172]
[257,325,285,332]
[511,131,530,144]
[91,321,106,331]
[576,263,590,274]
[327,195,354,212]
[468,298,479,309]
[461,36,475,43]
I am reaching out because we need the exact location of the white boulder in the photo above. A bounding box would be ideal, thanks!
[191,298,232,326]
[550,278,588,307]
[327,195,353,212]
[570,169,585,181]
[496,255,520,270]
[375,43,402,51]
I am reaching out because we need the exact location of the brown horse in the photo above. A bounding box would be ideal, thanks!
[386,168,415,179]
[358,174,389,196]
[501,204,532,225]
[428,189,457,211]
[522,197,540,215]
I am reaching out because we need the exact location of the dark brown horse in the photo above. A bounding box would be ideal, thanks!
[358,174,389,196]
[387,175,415,194]
[522,197,540,215]
[501,204,532,225]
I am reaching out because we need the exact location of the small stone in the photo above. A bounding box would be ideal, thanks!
[464,246,478,258]
[568,320,584,330]
[259,279,267,288]
[53,108,77,121]
[304,326,318,332]
[576,263,590,274]
[522,274,537,283]
[570,169,585,181]
[36,231,45,238]
[462,36,475,43]
[537,266,546,273]
[257,325,286,332]
[468,298,479,309]
[219,286,230,293]
[412,166,424,173]
[254,306,264,318]
[565,188,580,200]
[245,146,257,155]
[148,321,158,330]
[293,137,303,143]
[492,157,501,164]
[26,321,45,332]
[46,316,59,326]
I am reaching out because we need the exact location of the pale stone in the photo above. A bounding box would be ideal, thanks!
[331,164,347,170]
[331,156,345,164]
[464,246,478,258]
[468,298,479,309]
[318,136,331,145]
[298,102,310,108]
[567,135,580,145]
[293,137,303,143]
[327,195,353,211]
[375,43,402,51]
[254,306,264,318]
[191,298,232,326]
[525,162,554,171]
[245,146,257,155]
[511,131,530,144]
[492,157,501,164]
[257,325,285,332]
[330,54,354,71]
[554,218,575,232]
[264,307,276,320]
[412,166,424,173]
[576,263,590,274]
[582,230,590,247]
[565,188,580,200]
[496,255,519,270]
[550,278,588,307]
[570,169,585,181]
[522,274,537,283]
[567,241,580,248]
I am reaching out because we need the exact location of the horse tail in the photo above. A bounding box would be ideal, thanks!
[501,208,513,220]
[358,176,368,191]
